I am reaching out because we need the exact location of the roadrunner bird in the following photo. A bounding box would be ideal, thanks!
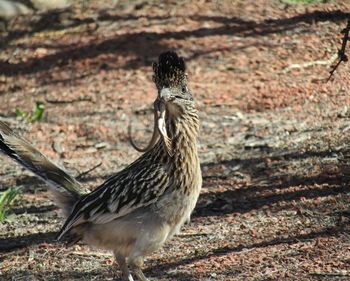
[0,51,202,281]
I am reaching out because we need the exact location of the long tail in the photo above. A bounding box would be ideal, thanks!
[0,121,83,217]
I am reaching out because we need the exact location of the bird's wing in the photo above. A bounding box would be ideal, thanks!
[57,157,170,240]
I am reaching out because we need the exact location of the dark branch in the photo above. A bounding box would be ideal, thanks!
[328,17,350,81]
[76,162,102,180]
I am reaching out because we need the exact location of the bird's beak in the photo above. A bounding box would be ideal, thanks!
[159,88,174,103]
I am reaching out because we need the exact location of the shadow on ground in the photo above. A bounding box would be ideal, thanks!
[1,224,347,281]
[0,231,56,252]
[1,144,349,255]
[0,9,349,78]
[196,147,350,216]
[148,223,348,279]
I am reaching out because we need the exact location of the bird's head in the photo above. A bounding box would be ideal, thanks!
[153,51,194,118]
[130,51,196,156]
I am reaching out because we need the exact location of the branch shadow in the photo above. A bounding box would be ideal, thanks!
[0,269,114,281]
[196,147,350,217]
[0,7,93,48]
[195,182,348,217]
[149,224,347,277]
[0,231,56,252]
[1,10,349,77]
[11,204,57,215]
[1,9,174,49]
[0,224,347,278]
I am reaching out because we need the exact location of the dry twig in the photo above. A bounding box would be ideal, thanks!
[282,53,338,73]
[76,162,102,180]
[328,18,350,81]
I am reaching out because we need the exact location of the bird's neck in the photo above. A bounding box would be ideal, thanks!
[163,109,201,193]
[149,108,200,168]
[167,110,199,156]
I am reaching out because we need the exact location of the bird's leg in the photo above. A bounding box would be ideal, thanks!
[114,253,134,281]
[129,257,149,281]
[133,267,149,281]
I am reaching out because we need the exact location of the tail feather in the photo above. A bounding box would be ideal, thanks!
[0,121,82,216]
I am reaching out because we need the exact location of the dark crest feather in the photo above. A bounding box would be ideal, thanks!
[153,51,186,88]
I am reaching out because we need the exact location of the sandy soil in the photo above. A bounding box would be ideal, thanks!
[1,1,350,280]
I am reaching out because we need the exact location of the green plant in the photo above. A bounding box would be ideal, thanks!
[16,101,45,123]
[0,187,21,221]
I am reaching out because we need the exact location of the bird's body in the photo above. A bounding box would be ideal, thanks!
[0,51,201,281]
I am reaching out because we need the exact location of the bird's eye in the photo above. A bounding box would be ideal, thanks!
[182,86,188,93]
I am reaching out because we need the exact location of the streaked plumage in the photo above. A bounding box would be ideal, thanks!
[0,51,201,281]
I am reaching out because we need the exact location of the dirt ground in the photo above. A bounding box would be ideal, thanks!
[1,0,350,280]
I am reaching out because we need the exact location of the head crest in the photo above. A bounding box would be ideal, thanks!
[153,51,186,88]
